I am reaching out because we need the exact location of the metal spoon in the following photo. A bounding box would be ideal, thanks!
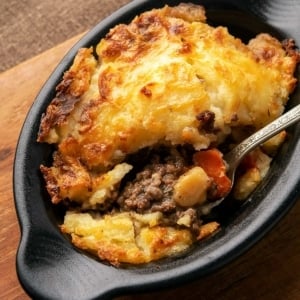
[209,103,300,210]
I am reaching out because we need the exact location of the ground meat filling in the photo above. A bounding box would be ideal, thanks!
[118,150,188,212]
[197,110,215,132]
[117,148,203,232]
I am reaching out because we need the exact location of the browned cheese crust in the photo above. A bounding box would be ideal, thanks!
[37,3,299,265]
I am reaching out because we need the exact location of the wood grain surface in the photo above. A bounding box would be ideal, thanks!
[1,34,300,300]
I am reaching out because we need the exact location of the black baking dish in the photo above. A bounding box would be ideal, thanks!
[14,0,300,299]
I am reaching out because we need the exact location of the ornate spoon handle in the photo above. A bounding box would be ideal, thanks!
[224,104,300,175]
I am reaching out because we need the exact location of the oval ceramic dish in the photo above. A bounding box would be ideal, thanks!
[14,0,300,299]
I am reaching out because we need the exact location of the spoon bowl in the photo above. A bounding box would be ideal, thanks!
[213,103,300,209]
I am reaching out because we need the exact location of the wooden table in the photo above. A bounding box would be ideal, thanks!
[1,33,300,300]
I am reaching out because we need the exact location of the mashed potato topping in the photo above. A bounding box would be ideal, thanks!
[38,3,299,265]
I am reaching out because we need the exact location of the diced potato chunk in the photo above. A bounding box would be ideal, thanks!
[262,131,286,156]
[234,168,261,200]
[173,166,210,207]
[88,163,132,207]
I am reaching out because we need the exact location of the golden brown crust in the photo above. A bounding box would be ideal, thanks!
[61,211,194,266]
[163,2,206,23]
[41,149,92,204]
[197,222,220,240]
[248,34,299,93]
[38,5,299,169]
[98,4,206,64]
[38,3,299,265]
[38,48,97,143]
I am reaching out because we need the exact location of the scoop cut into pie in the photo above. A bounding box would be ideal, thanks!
[38,3,299,265]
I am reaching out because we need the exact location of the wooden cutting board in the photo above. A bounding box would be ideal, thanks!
[1,33,300,300]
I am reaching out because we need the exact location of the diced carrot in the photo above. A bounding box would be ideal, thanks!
[193,148,231,199]
[193,148,226,176]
